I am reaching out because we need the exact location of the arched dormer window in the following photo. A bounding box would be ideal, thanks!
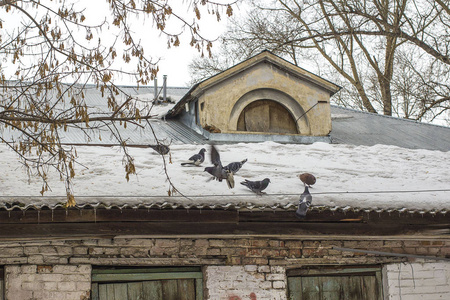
[229,88,311,135]
[237,100,298,134]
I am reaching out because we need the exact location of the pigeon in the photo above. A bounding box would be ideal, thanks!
[149,144,170,155]
[240,178,270,195]
[204,145,234,189]
[224,159,247,174]
[181,148,206,166]
[295,186,312,219]
[298,173,316,187]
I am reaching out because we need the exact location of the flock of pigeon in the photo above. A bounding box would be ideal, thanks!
[149,143,316,219]
[182,145,317,219]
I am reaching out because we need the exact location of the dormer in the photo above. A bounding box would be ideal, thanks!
[166,51,340,143]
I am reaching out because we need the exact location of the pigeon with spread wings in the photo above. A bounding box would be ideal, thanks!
[204,145,234,189]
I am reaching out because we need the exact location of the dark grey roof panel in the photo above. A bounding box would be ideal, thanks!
[330,106,450,152]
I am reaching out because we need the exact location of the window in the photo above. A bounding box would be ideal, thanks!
[92,267,203,300]
[195,100,199,125]
[287,266,383,300]
[237,100,298,134]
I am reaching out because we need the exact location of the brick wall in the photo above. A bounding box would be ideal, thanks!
[5,264,91,300]
[0,237,448,299]
[206,265,287,300]
[383,261,450,300]
[1,238,448,267]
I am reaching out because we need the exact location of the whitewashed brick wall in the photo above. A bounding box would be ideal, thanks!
[383,261,450,300]
[205,265,287,300]
[5,264,91,300]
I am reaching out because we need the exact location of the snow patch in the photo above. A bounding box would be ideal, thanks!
[0,142,449,210]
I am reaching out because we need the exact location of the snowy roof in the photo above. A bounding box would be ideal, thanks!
[1,84,449,213]
[1,141,449,213]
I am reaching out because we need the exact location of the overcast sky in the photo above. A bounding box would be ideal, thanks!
[130,2,244,87]
[2,1,242,88]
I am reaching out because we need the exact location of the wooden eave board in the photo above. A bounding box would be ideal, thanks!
[0,209,448,239]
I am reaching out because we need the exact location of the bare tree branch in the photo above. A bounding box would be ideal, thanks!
[0,0,236,206]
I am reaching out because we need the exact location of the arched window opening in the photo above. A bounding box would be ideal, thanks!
[237,100,298,134]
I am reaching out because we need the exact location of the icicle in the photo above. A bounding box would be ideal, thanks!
[94,208,97,223]
[37,210,40,224]
[51,209,54,222]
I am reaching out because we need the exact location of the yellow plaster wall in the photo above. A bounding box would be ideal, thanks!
[196,62,332,136]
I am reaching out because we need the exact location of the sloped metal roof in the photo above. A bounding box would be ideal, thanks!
[2,85,203,145]
[55,118,207,145]
[330,106,450,152]
[7,82,446,150]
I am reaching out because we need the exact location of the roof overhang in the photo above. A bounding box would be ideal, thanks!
[0,204,448,240]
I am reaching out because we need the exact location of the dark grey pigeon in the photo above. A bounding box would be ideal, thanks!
[224,159,247,174]
[181,148,206,166]
[295,186,312,219]
[240,178,271,195]
[149,144,170,155]
[204,145,234,189]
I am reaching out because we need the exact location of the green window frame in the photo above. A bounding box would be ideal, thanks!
[287,266,383,300]
[91,267,203,300]
[0,267,4,300]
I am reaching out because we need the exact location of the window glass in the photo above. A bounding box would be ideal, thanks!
[287,266,383,300]
[91,267,203,300]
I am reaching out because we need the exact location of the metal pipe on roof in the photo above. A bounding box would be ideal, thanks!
[163,75,167,102]
[154,78,158,101]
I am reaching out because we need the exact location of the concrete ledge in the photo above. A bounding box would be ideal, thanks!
[204,130,332,144]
